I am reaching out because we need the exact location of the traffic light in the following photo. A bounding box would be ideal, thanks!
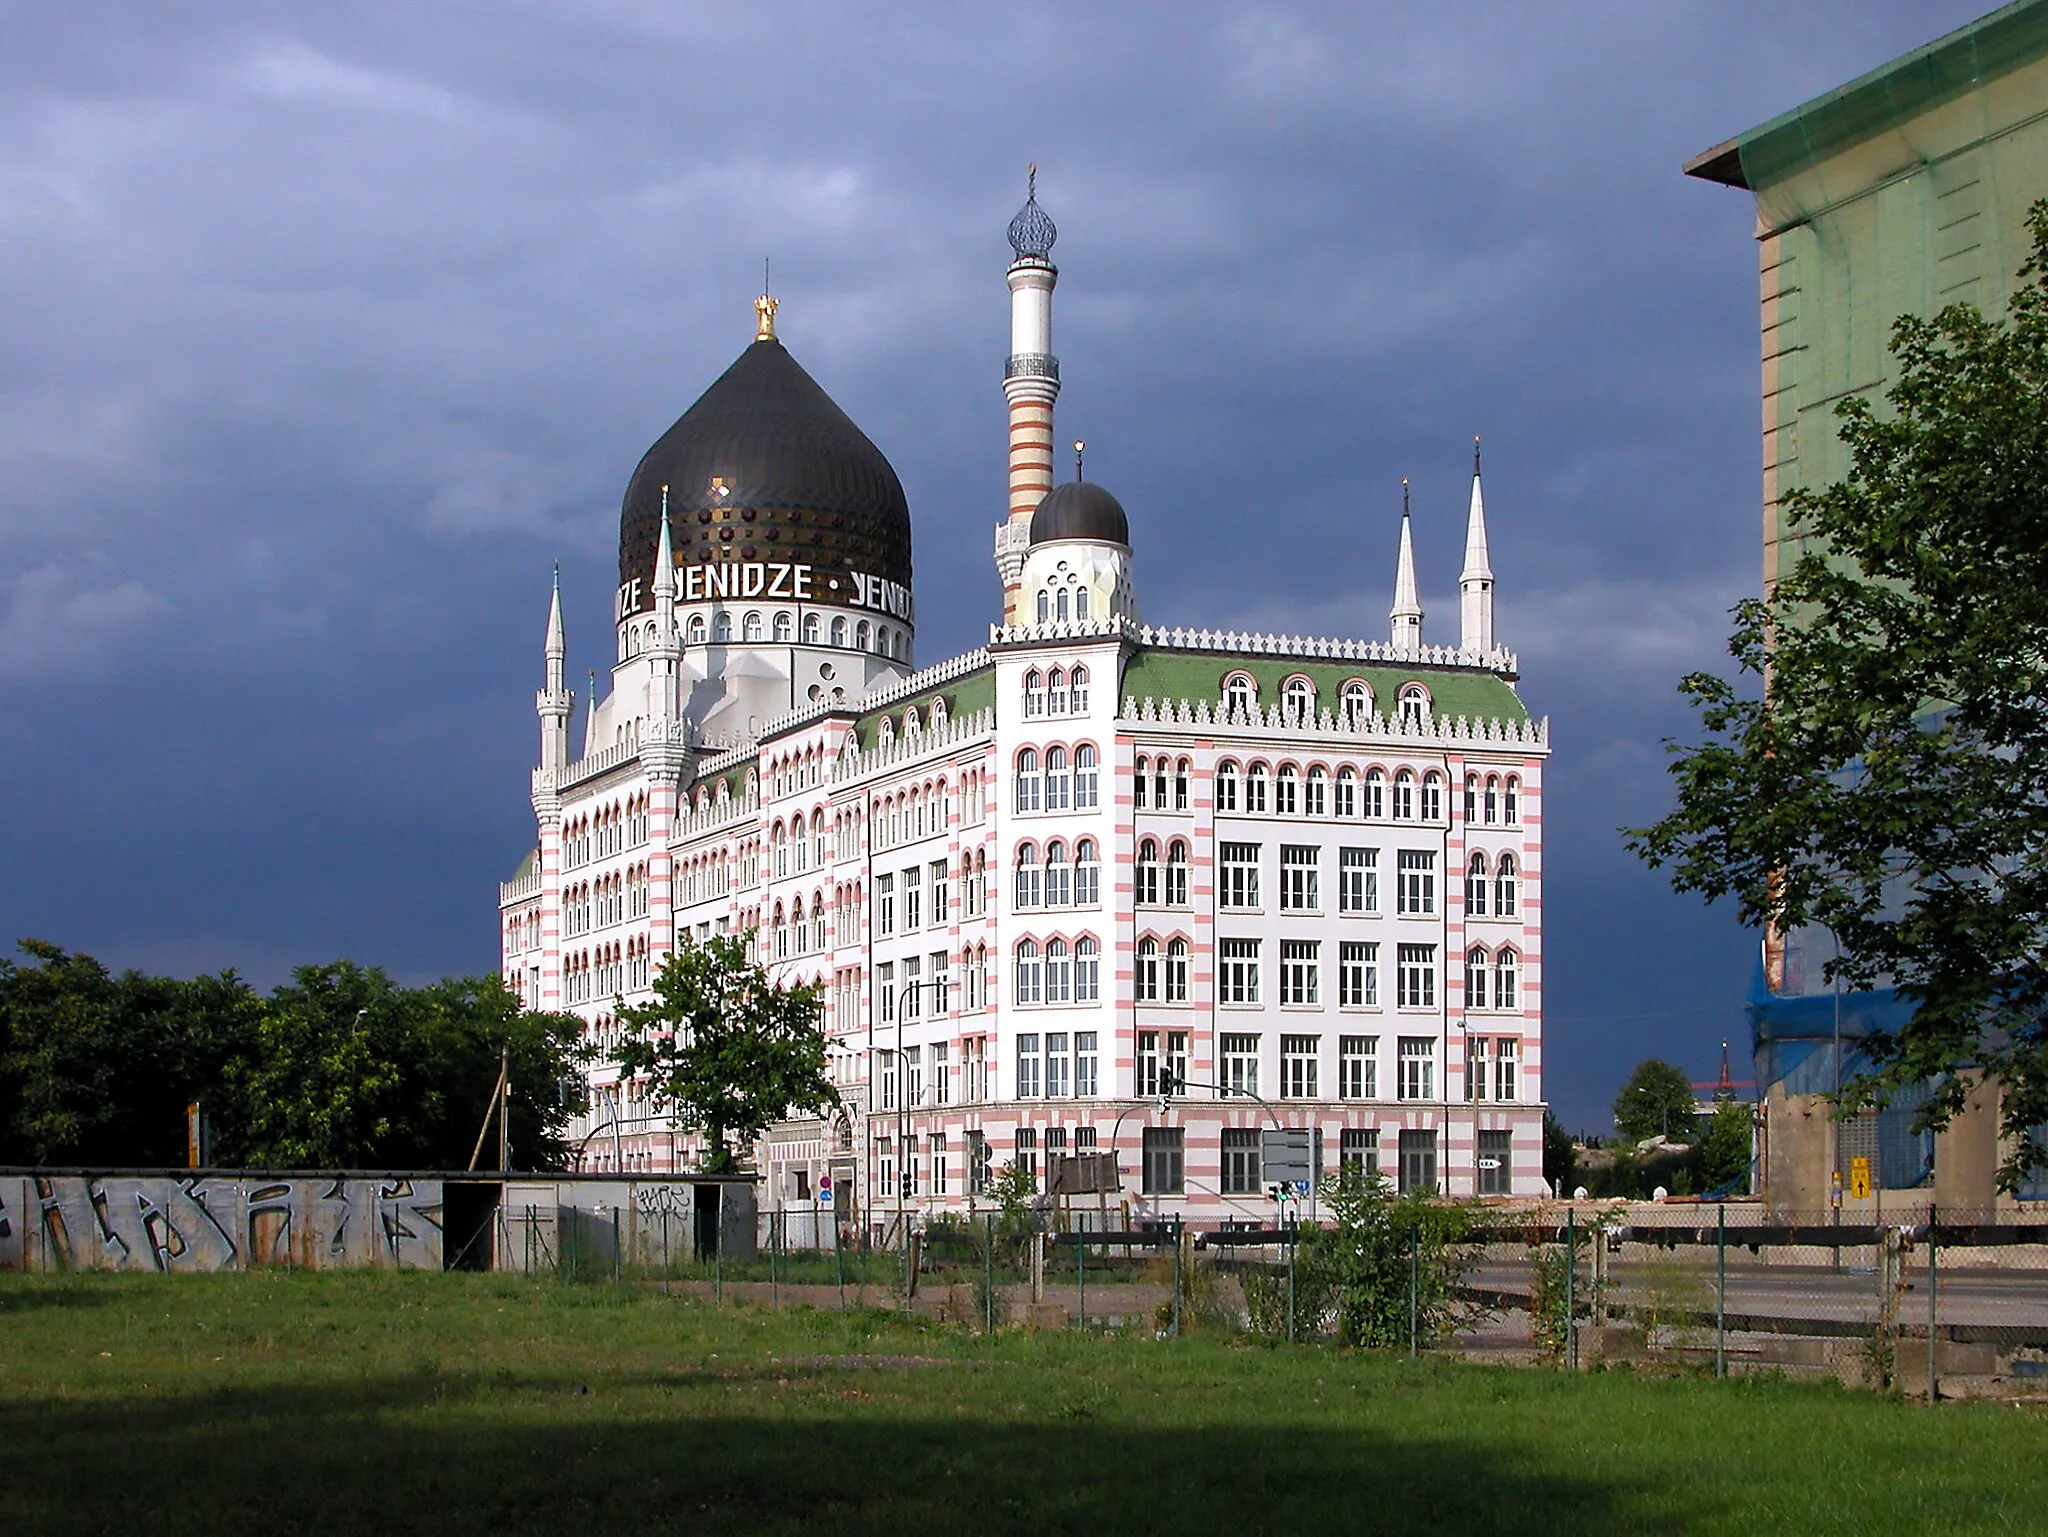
[1157,1066,1177,1096]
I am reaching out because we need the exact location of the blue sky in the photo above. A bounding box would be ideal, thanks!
[0,2,1988,1130]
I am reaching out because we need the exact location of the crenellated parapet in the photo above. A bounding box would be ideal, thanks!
[1120,693,1549,752]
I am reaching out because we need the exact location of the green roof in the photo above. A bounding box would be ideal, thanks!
[1118,649,1528,726]
[1686,1,2048,191]
[851,663,997,750]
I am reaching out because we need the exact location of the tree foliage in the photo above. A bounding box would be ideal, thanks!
[1612,1058,1698,1145]
[1628,202,2048,1181]
[1542,1109,1578,1194]
[1696,1098,1756,1194]
[0,940,583,1169]
[1294,1170,1479,1348]
[610,932,836,1173]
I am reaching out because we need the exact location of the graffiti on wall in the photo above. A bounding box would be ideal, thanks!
[3,1175,443,1273]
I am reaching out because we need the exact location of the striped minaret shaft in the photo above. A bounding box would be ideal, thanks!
[998,169,1060,623]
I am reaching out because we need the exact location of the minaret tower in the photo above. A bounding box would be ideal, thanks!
[998,165,1060,622]
[648,489,681,721]
[1459,436,1495,656]
[1390,480,1424,654]
[537,566,573,773]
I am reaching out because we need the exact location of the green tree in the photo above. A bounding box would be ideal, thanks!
[1295,1169,1479,1348]
[1628,203,2048,1181]
[611,932,836,1173]
[1612,1058,1698,1145]
[1696,1098,1756,1194]
[1542,1109,1578,1194]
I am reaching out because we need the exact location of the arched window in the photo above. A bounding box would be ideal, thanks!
[1484,775,1500,825]
[1074,586,1091,621]
[1467,852,1489,916]
[688,614,707,644]
[1136,838,1161,905]
[1305,766,1328,818]
[1166,937,1191,1003]
[1215,760,1240,813]
[1045,939,1072,1003]
[1015,749,1041,813]
[773,902,789,959]
[1056,586,1071,622]
[773,823,789,879]
[1036,589,1052,624]
[831,616,848,647]
[1283,676,1315,721]
[1044,841,1071,907]
[1074,839,1100,905]
[1014,845,1041,910]
[1464,774,1480,823]
[1504,777,1521,825]
[1495,855,1519,917]
[743,611,765,642]
[1074,744,1099,807]
[803,614,821,644]
[1055,667,1077,715]
[1134,755,1151,810]
[773,612,793,643]
[1245,761,1269,814]
[1224,673,1256,718]
[1174,758,1192,811]
[1075,936,1100,1001]
[714,612,734,642]
[1015,940,1042,1005]
[877,625,892,655]
[1341,680,1371,726]
[1421,771,1444,822]
[1024,670,1046,718]
[1167,840,1191,906]
[1392,770,1415,821]
[1398,683,1429,727]
[1137,937,1161,1002]
[1496,948,1519,1010]
[1070,665,1089,712]
[1275,764,1299,815]
[1466,946,1489,1011]
[1335,767,1357,819]
[1044,746,1071,810]
[1363,768,1386,819]
[855,620,870,651]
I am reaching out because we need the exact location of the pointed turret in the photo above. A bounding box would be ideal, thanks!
[649,492,681,720]
[1459,437,1494,656]
[536,566,573,773]
[1390,480,1423,655]
[998,164,1062,622]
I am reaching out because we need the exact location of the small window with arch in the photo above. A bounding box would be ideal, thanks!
[1224,673,1257,719]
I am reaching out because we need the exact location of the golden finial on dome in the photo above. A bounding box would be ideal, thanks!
[755,256,778,341]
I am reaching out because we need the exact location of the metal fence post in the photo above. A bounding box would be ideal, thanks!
[1927,1204,1939,1403]
[1409,1232,1419,1359]
[1716,1203,1727,1380]
[1286,1216,1297,1345]
[1172,1218,1184,1337]
[1076,1229,1086,1331]
[662,1208,670,1297]
[985,1214,996,1334]
[1564,1207,1576,1371]
[835,1212,847,1313]
[714,1225,723,1305]
[611,1205,621,1284]
[770,1211,779,1308]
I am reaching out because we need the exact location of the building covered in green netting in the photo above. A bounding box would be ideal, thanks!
[1688,0,2048,1213]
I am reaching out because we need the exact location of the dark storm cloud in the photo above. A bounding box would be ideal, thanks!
[0,1,1987,1125]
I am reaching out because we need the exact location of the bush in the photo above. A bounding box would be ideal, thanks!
[1294,1170,1481,1349]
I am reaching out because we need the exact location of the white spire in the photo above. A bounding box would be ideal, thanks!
[1459,437,1494,655]
[537,565,572,773]
[649,490,681,719]
[545,564,565,672]
[653,487,677,601]
[1390,480,1423,655]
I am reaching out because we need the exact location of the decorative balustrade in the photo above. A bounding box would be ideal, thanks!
[833,707,996,784]
[1119,694,1549,751]
[498,868,542,906]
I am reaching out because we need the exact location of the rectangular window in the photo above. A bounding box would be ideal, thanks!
[1396,851,1435,916]
[1220,842,1261,910]
[901,954,922,1019]
[1220,939,1261,1005]
[875,874,895,936]
[1280,1034,1320,1098]
[1015,1127,1038,1189]
[1339,941,1379,1008]
[876,961,895,1023]
[931,1133,949,1197]
[1339,1035,1378,1099]
[1280,845,1319,912]
[1339,847,1378,914]
[902,866,922,930]
[967,1129,990,1194]
[1143,1127,1184,1194]
[878,1139,895,1197]
[905,1045,924,1107]
[1280,939,1319,1005]
[1016,1033,1041,1099]
[1166,941,1190,1004]
[1076,1031,1099,1098]
[1221,1127,1262,1194]
[933,1041,951,1105]
[1397,944,1436,1009]
[1397,1037,1435,1100]
[1398,1128,1438,1194]
[1136,943,1160,1002]
[1045,1031,1070,1099]
[1167,1031,1189,1095]
[1466,1035,1487,1102]
[1494,1038,1518,1103]
[1137,1030,1161,1097]
[1222,1032,1260,1096]
[1340,1127,1379,1176]
[1478,1129,1512,1195]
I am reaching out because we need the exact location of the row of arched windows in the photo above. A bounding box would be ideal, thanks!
[1464,946,1521,1011]
[1014,744,1100,813]
[563,794,648,870]
[1013,936,1101,1005]
[1134,755,1192,811]
[1135,839,1193,906]
[771,812,829,877]
[772,893,830,959]
[1464,774,1523,826]
[1217,760,1447,821]
[1136,935,1193,1003]
[1220,672,1429,727]
[1034,573,1095,624]
[1013,840,1101,910]
[1464,852,1521,918]
[665,608,909,660]
[504,908,541,956]
[1022,665,1090,718]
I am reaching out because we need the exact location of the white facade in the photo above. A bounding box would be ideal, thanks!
[500,187,1551,1231]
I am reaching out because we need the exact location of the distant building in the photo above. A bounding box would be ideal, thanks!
[499,179,1551,1232]
[1687,0,2048,1211]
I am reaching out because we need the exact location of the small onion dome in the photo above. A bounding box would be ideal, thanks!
[1008,179,1057,262]
[1029,480,1128,547]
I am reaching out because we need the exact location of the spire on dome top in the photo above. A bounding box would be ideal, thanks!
[1390,479,1423,654]
[1007,163,1057,262]
[1459,436,1495,655]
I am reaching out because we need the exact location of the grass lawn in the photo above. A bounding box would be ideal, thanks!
[0,1271,2037,1535]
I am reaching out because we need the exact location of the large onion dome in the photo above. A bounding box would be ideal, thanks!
[1029,480,1128,546]
[617,335,911,616]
